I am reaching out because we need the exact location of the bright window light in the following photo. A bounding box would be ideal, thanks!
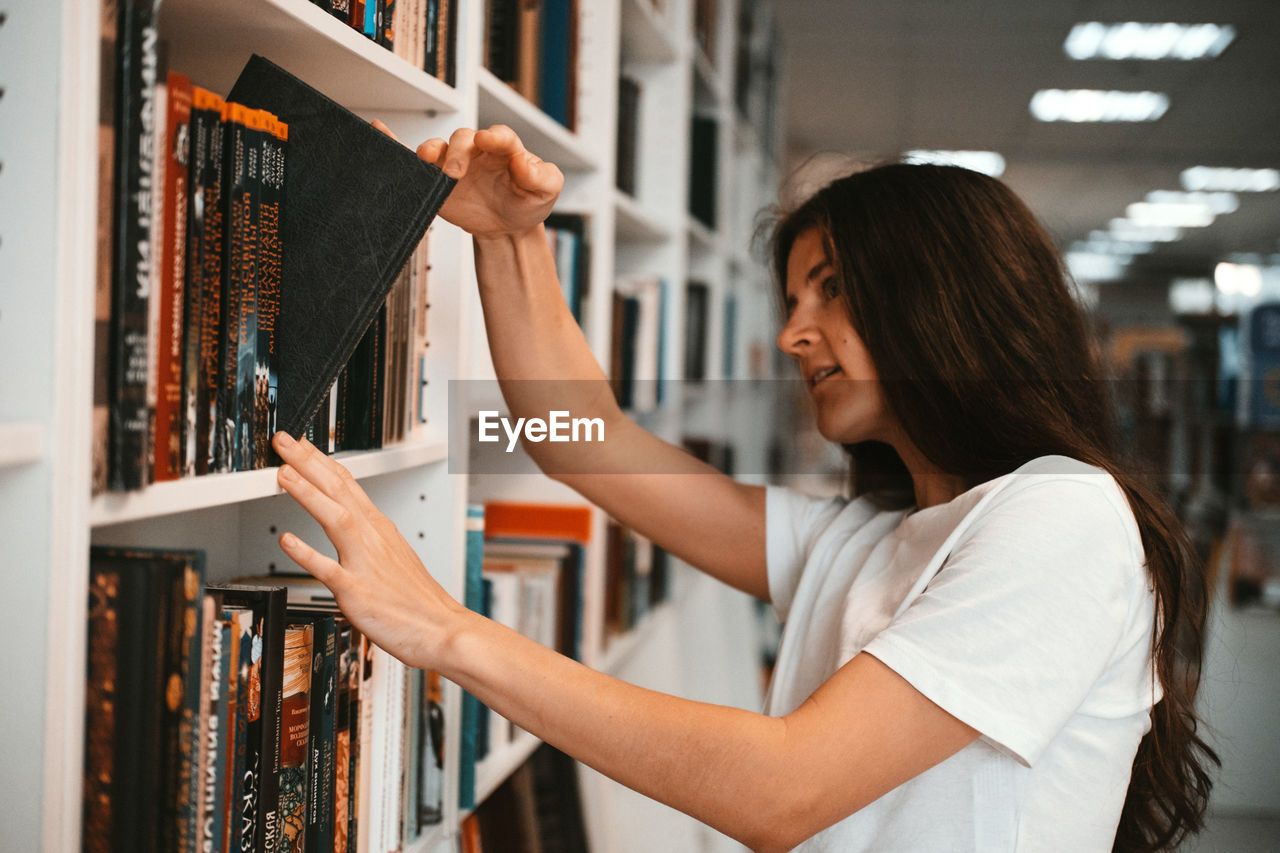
[1081,234,1155,255]
[1146,190,1239,214]
[1126,201,1215,228]
[1030,89,1169,122]
[1064,22,1235,61]
[1216,262,1263,297]
[903,150,1006,178]
[1181,167,1280,192]
[1108,219,1182,243]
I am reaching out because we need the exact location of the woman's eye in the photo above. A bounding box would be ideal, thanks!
[821,277,840,300]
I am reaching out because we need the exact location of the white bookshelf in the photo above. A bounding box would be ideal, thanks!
[12,0,783,850]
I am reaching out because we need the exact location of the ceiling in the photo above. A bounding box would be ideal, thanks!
[774,0,1280,291]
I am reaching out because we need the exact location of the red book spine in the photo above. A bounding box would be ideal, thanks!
[154,72,192,481]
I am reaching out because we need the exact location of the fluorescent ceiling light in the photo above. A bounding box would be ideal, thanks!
[1064,22,1235,61]
[1169,278,1217,314]
[1030,89,1169,122]
[1081,234,1155,255]
[1181,167,1280,192]
[1108,219,1182,243]
[1066,250,1130,283]
[1146,190,1239,214]
[1126,201,1215,228]
[903,150,1006,178]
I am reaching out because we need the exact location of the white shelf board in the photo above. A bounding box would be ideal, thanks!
[403,820,452,853]
[90,439,449,527]
[477,68,597,171]
[474,728,542,807]
[692,45,723,102]
[620,0,680,64]
[614,189,672,243]
[599,603,674,676]
[159,0,461,114]
[0,424,46,468]
[687,215,719,253]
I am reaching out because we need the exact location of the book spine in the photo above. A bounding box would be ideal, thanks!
[280,624,314,853]
[172,553,206,852]
[381,0,397,49]
[82,564,121,851]
[458,504,485,810]
[194,594,225,852]
[154,73,192,481]
[107,0,163,491]
[423,0,439,76]
[92,0,120,495]
[223,606,254,853]
[345,628,364,850]
[328,0,352,22]
[333,623,357,853]
[181,90,213,477]
[299,614,337,853]
[215,104,251,473]
[257,118,287,465]
[196,92,227,475]
[232,108,267,472]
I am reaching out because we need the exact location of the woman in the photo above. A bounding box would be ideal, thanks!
[271,125,1216,851]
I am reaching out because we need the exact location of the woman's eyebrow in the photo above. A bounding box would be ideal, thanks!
[807,260,832,282]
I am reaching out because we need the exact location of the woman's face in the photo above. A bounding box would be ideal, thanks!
[777,227,896,445]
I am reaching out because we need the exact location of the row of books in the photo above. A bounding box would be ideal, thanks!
[459,502,590,805]
[94,55,432,491]
[610,276,669,413]
[83,547,444,853]
[484,0,579,130]
[732,0,781,156]
[545,213,590,325]
[604,520,671,640]
[307,0,458,85]
[83,548,445,845]
[461,744,589,853]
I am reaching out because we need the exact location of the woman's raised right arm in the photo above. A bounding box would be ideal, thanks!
[421,125,768,601]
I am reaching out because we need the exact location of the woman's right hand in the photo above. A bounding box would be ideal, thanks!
[415,124,564,239]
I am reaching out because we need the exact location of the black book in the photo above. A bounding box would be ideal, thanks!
[616,75,640,196]
[485,0,519,81]
[85,546,201,853]
[182,89,218,476]
[106,0,162,490]
[286,608,339,853]
[688,114,718,229]
[225,55,455,438]
[211,584,287,853]
[256,118,287,467]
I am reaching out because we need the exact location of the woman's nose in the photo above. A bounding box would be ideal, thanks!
[776,312,812,358]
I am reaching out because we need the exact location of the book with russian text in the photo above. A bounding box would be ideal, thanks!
[225,55,455,438]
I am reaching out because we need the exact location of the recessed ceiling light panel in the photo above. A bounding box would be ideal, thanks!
[1181,167,1280,192]
[1064,22,1235,61]
[1030,89,1169,122]
[903,150,1006,178]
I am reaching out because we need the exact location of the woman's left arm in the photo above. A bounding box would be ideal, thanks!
[271,433,978,853]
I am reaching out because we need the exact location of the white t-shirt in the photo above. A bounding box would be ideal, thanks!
[765,455,1161,852]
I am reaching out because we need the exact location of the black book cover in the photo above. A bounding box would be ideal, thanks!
[161,550,206,853]
[688,114,718,229]
[225,55,455,438]
[191,89,227,476]
[286,608,339,853]
[212,584,287,853]
[486,0,519,81]
[106,0,162,491]
[256,118,287,468]
[182,89,217,477]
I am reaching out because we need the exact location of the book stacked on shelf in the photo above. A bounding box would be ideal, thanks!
[82,546,446,852]
[615,75,641,197]
[484,0,579,130]
[308,0,459,85]
[684,280,711,383]
[94,45,452,493]
[462,744,589,853]
[609,276,668,413]
[544,213,590,324]
[603,520,670,642]
[457,502,590,783]
[688,114,718,229]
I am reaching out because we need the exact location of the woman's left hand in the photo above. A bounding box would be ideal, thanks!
[271,431,466,670]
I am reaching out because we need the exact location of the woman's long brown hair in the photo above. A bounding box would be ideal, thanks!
[771,163,1217,851]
